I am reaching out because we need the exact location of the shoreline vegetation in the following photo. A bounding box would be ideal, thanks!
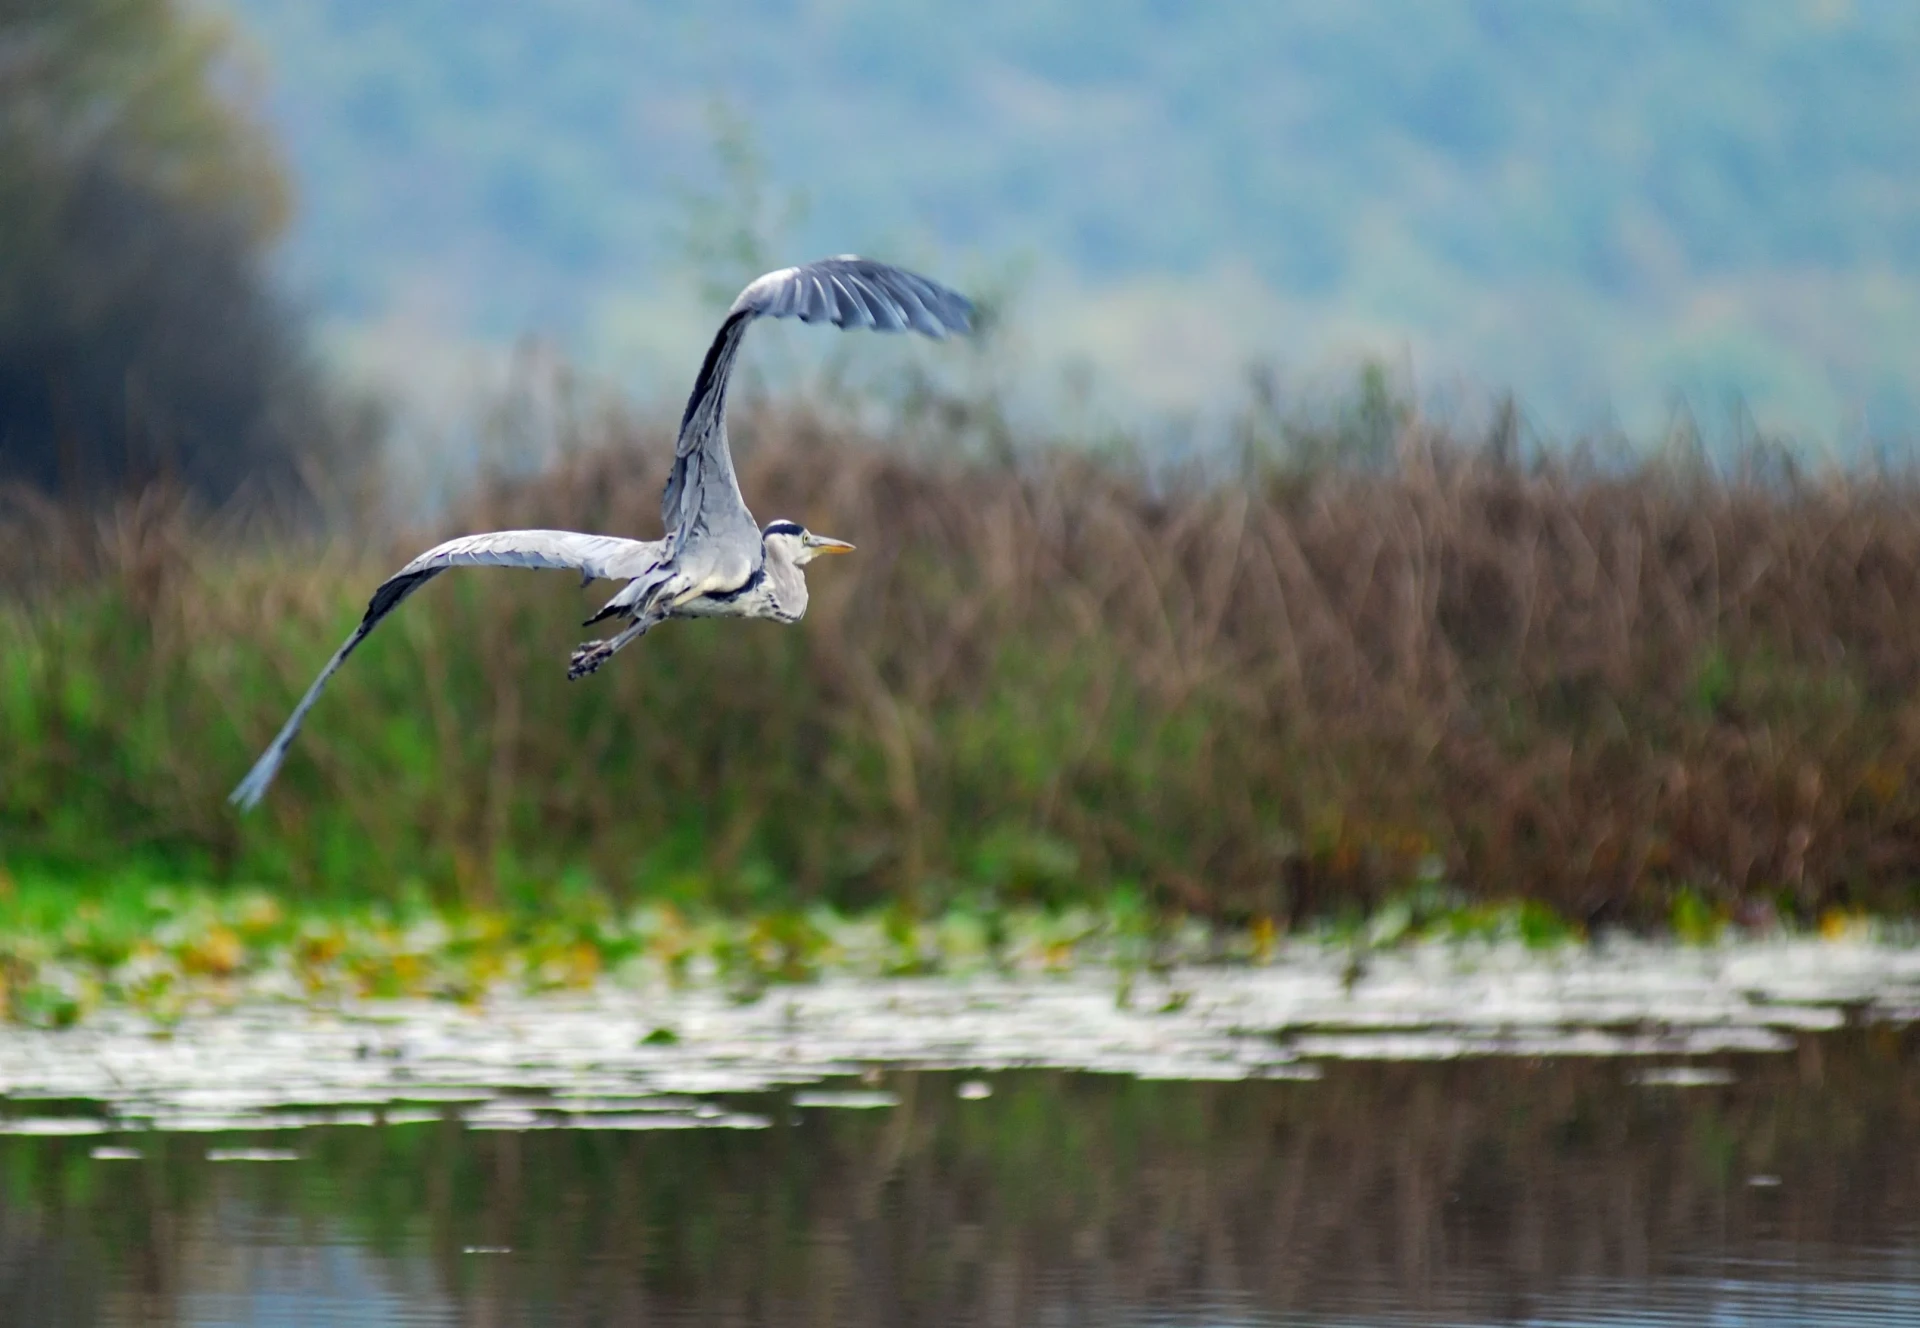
[8,385,1920,973]
[0,870,1894,1029]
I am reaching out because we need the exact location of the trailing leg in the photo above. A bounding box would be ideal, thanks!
[567,612,659,679]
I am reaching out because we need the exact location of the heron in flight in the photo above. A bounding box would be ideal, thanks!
[230,257,973,809]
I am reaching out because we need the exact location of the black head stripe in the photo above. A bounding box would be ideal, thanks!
[762,520,806,538]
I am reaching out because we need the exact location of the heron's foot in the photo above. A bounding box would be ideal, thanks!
[567,639,615,680]
[568,615,656,679]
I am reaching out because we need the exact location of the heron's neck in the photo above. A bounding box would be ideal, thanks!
[763,543,810,622]
[679,312,752,435]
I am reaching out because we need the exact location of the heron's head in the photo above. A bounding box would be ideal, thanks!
[762,519,855,566]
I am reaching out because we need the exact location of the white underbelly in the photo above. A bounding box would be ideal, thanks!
[674,583,781,619]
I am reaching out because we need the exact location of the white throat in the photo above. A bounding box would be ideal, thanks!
[761,538,810,622]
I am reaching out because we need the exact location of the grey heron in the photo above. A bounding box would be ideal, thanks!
[229,257,973,810]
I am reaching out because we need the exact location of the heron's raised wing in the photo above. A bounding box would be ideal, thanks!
[727,257,975,337]
[229,529,662,810]
[661,257,974,541]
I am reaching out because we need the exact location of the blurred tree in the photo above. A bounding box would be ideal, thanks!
[0,0,355,507]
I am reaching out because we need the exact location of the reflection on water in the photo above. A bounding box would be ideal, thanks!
[0,1030,1915,1326]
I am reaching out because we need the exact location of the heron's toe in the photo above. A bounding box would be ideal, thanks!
[567,640,613,680]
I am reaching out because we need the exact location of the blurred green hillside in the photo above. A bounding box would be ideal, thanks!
[216,0,1920,440]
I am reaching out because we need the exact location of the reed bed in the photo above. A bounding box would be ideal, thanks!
[5,403,1920,926]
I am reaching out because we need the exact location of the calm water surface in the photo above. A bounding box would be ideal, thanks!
[0,1029,1917,1326]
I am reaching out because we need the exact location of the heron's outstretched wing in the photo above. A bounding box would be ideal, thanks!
[660,257,974,541]
[230,529,662,810]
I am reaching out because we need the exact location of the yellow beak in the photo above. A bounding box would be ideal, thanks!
[808,537,856,555]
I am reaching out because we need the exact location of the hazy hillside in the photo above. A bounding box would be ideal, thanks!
[215,0,1920,443]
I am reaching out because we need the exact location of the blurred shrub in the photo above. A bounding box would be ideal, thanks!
[7,395,1920,927]
[0,0,357,507]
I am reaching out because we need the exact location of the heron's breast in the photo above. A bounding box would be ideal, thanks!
[674,565,788,621]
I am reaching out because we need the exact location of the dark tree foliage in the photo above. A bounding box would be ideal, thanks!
[0,0,351,507]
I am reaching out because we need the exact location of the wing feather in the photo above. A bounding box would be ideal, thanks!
[229,529,661,810]
[806,272,834,322]
[827,272,873,329]
[401,529,660,583]
[728,257,973,339]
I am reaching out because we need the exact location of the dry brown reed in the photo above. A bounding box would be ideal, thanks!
[7,405,1920,923]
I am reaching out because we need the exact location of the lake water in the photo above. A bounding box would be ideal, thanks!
[0,941,1918,1325]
